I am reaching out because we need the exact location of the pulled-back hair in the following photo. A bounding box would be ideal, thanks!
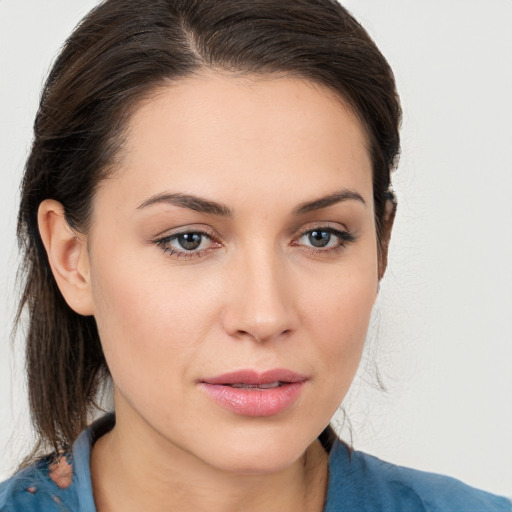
[17,0,401,459]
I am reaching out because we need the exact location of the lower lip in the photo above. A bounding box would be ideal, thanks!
[200,382,305,417]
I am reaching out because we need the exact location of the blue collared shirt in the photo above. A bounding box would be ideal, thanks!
[1,415,510,511]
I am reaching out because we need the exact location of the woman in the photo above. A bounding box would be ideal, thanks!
[0,0,510,510]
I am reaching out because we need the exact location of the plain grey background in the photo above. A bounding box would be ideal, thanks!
[1,0,511,496]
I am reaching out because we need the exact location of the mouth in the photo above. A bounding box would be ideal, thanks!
[201,368,307,386]
[228,381,286,389]
[199,369,307,417]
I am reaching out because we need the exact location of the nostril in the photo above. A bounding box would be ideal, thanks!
[234,327,292,343]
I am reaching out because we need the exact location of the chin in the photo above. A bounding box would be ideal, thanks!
[190,424,320,475]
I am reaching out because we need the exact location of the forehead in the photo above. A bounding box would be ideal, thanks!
[100,72,373,212]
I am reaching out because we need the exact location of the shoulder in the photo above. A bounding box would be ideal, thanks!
[325,441,512,512]
[0,457,78,512]
[0,415,113,512]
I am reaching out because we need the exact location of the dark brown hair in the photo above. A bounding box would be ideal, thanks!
[17,0,401,459]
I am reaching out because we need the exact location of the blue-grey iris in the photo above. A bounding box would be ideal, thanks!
[308,230,330,248]
[178,233,202,250]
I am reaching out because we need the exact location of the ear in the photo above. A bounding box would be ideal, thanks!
[38,199,94,316]
[377,194,397,281]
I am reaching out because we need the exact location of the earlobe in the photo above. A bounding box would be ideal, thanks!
[378,195,397,281]
[38,199,94,316]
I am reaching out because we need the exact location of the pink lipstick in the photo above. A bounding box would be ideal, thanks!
[199,369,307,417]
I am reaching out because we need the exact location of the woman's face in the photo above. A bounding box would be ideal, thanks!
[86,72,379,473]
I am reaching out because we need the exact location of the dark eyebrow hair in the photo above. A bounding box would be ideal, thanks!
[137,189,365,217]
[137,193,233,217]
[293,189,366,215]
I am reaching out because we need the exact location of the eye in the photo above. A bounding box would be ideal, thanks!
[305,229,334,248]
[295,226,355,252]
[153,228,220,259]
[175,232,204,251]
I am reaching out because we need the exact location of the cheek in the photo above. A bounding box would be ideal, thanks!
[88,248,223,383]
[302,249,378,383]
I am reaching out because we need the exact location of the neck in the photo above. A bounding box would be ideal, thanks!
[90,410,329,512]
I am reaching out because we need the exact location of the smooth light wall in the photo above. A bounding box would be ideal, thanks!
[1,0,511,496]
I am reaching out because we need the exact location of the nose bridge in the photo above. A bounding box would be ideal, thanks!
[224,241,294,342]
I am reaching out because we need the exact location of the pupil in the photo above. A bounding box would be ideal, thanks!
[178,233,202,250]
[308,230,330,248]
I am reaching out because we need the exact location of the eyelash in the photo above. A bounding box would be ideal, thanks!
[153,225,355,260]
[292,226,356,255]
[153,227,219,260]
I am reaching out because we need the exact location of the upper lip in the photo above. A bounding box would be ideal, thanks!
[201,369,308,386]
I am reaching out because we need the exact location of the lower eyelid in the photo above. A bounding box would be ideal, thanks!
[296,227,353,241]
[153,229,222,258]
[154,226,353,257]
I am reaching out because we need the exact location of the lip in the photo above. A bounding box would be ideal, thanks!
[199,369,308,417]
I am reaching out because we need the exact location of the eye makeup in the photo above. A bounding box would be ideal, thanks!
[151,221,356,261]
[152,225,222,260]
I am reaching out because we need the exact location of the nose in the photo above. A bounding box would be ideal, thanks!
[222,246,297,343]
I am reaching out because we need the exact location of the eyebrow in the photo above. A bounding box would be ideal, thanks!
[137,193,233,217]
[293,189,366,215]
[136,188,365,217]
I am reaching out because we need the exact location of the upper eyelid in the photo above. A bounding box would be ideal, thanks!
[292,221,350,236]
[153,222,350,239]
[154,224,219,241]
[296,228,353,242]
[292,223,356,247]
[152,221,353,245]
[153,231,218,258]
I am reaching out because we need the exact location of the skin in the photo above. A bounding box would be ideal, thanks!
[38,71,392,512]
